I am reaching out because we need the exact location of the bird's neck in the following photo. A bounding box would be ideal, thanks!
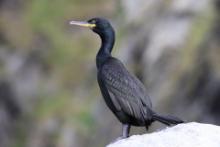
[96,30,115,69]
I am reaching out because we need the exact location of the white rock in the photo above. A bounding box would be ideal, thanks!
[107,122,220,147]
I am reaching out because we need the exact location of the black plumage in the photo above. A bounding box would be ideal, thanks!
[70,18,184,139]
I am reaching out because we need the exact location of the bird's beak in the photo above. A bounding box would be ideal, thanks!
[69,21,96,28]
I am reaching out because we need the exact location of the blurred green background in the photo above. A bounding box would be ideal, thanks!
[0,0,220,147]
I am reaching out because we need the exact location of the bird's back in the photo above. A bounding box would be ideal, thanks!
[98,57,153,125]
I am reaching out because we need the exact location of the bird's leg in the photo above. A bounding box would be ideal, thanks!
[145,126,149,131]
[122,124,130,138]
[115,124,130,141]
[111,124,130,143]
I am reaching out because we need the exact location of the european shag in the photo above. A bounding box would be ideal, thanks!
[70,18,184,139]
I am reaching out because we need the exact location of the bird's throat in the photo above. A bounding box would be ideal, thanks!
[96,30,115,69]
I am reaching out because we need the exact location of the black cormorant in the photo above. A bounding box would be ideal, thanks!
[70,18,184,139]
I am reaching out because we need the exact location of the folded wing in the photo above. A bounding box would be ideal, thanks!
[100,58,152,121]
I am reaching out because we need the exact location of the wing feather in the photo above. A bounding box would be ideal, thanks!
[100,58,152,121]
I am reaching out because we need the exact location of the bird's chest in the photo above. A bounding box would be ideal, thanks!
[97,71,110,102]
[97,70,120,113]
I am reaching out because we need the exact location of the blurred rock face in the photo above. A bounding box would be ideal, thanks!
[0,0,219,147]
[120,0,220,124]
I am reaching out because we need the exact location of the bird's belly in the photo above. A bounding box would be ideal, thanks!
[114,111,146,126]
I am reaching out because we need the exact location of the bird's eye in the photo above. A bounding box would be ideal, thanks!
[91,20,96,24]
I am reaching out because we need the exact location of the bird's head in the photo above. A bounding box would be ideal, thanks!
[70,18,114,36]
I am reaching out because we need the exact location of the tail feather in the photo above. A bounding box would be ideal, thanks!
[152,113,184,126]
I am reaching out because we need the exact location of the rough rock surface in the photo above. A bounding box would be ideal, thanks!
[107,122,220,147]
